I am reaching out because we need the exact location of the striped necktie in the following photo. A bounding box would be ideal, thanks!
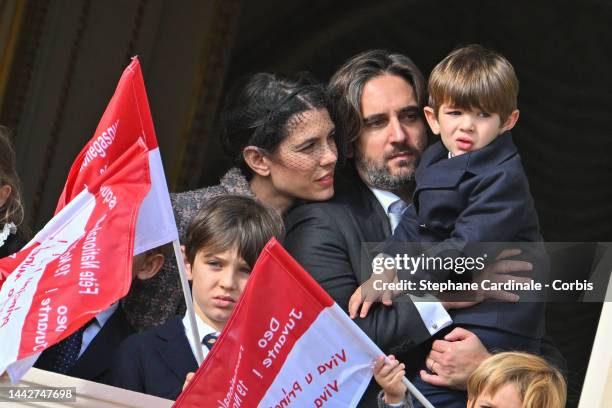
[388,199,407,233]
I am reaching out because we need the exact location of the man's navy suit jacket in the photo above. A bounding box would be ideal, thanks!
[284,166,432,407]
[34,307,134,385]
[111,316,197,400]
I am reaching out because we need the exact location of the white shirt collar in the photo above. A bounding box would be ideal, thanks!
[94,302,118,327]
[182,312,217,341]
[369,187,403,216]
[80,303,119,356]
[182,312,218,359]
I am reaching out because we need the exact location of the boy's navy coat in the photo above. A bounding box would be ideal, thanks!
[396,131,541,245]
[34,307,134,385]
[111,316,197,400]
[392,132,546,339]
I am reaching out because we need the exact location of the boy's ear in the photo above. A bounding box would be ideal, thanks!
[423,106,440,135]
[501,109,520,132]
[134,252,165,281]
[242,146,270,177]
[0,184,12,207]
[182,245,194,281]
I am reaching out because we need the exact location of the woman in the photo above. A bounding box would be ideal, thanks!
[122,72,338,330]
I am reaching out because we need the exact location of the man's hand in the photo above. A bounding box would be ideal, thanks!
[349,249,532,317]
[420,327,491,390]
[473,248,534,302]
[440,249,534,306]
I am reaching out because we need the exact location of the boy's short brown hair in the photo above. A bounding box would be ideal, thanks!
[428,44,519,122]
[467,352,566,408]
[184,195,284,267]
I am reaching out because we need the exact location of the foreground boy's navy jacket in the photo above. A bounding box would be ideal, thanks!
[111,316,197,400]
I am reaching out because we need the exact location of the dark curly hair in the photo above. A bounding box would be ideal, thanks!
[220,72,332,178]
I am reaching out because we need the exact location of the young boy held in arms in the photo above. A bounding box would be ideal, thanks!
[352,44,550,407]
[392,43,542,287]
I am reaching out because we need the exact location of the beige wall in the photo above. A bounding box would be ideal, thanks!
[579,299,612,408]
[0,368,173,407]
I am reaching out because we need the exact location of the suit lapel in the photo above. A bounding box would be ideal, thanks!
[70,307,135,381]
[334,169,391,284]
[335,166,391,240]
[415,141,467,191]
[357,184,391,240]
[155,317,198,381]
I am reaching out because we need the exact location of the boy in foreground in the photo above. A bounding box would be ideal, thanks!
[111,195,284,400]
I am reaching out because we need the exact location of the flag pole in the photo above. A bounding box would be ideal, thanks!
[402,377,435,408]
[173,239,204,365]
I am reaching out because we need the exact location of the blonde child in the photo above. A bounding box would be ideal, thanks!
[374,351,566,408]
[467,352,566,408]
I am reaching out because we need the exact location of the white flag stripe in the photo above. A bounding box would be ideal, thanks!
[6,352,39,383]
[0,189,96,375]
[26,188,95,249]
[134,148,178,255]
[258,304,380,407]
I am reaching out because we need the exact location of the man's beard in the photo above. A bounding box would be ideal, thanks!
[354,148,419,191]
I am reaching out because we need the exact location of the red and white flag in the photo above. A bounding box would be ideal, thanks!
[175,239,383,408]
[0,140,151,381]
[55,57,177,254]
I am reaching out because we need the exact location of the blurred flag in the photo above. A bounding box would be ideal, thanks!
[55,57,178,254]
[0,140,150,382]
[175,238,382,408]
